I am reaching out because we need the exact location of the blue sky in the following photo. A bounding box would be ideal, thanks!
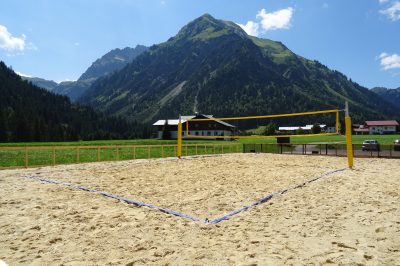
[0,0,399,88]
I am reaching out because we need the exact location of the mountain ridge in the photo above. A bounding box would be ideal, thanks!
[371,87,400,109]
[22,45,148,101]
[78,45,148,81]
[75,14,398,123]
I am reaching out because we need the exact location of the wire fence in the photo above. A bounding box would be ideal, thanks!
[0,144,242,169]
[1,142,399,169]
[243,143,400,159]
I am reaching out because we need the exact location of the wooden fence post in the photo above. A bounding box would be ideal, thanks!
[24,147,28,168]
[97,147,100,161]
[116,146,120,161]
[77,147,80,163]
[52,146,56,166]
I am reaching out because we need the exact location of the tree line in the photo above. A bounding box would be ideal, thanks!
[0,61,152,142]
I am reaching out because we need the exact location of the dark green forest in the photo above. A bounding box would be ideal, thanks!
[371,87,400,109]
[0,61,151,142]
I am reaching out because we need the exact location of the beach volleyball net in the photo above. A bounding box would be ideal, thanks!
[184,109,340,139]
[176,107,354,168]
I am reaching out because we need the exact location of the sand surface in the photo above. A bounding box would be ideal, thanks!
[0,153,399,265]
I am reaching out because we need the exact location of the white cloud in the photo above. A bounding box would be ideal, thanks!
[0,25,26,52]
[236,7,294,37]
[380,1,400,21]
[379,0,389,4]
[256,7,294,31]
[237,21,260,37]
[379,52,400,70]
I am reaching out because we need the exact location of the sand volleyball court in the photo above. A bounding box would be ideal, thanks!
[0,153,399,265]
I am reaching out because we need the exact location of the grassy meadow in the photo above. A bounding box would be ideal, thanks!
[0,134,399,168]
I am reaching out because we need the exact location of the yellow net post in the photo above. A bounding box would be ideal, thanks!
[345,102,354,169]
[177,115,182,159]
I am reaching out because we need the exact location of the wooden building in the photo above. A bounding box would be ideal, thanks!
[153,114,235,140]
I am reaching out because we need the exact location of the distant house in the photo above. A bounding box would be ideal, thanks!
[153,114,235,140]
[353,125,369,135]
[278,124,327,134]
[364,120,399,134]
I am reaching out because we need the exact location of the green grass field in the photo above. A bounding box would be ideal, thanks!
[1,134,399,147]
[239,134,399,144]
[1,134,399,168]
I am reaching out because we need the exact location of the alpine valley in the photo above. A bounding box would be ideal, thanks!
[77,14,398,123]
[7,13,400,141]
[23,45,148,101]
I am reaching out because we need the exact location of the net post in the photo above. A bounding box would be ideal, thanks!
[177,115,182,159]
[336,110,339,133]
[345,102,354,169]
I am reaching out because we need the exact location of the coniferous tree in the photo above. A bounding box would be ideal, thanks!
[0,61,152,142]
[162,120,171,140]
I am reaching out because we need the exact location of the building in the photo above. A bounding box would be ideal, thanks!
[278,124,327,134]
[153,114,235,140]
[353,126,369,135]
[364,120,399,134]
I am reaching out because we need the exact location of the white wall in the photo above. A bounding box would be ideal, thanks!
[369,126,396,134]
[157,130,232,140]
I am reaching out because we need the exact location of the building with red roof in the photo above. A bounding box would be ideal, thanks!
[364,120,399,135]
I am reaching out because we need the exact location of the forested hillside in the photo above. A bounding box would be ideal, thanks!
[80,14,398,124]
[371,87,400,110]
[0,61,151,142]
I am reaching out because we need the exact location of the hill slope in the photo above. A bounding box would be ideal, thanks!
[80,14,398,123]
[79,45,148,81]
[22,77,58,91]
[371,87,400,109]
[23,45,148,101]
[0,61,149,142]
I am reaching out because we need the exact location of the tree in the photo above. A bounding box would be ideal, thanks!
[162,120,171,140]
[264,123,276,135]
[311,124,321,134]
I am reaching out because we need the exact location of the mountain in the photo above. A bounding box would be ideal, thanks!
[23,45,148,101]
[0,61,150,142]
[80,14,398,124]
[52,80,93,102]
[79,45,148,81]
[371,87,400,109]
[22,77,58,91]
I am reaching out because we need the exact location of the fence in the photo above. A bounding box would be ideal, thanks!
[243,143,400,159]
[0,143,243,169]
[2,142,399,169]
